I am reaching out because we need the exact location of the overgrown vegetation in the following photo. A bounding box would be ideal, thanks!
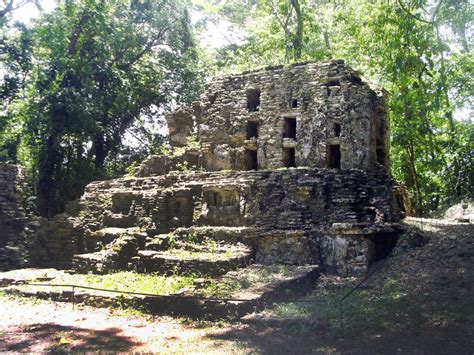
[194,0,473,215]
[1,0,473,216]
[1,0,203,216]
[50,271,197,295]
[201,264,292,298]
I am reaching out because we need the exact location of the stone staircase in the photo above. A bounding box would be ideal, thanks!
[71,226,253,277]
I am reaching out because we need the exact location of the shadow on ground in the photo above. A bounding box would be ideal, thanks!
[204,220,474,354]
[1,323,140,352]
[205,319,473,354]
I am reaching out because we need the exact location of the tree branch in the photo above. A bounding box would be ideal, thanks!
[118,37,165,70]
[396,0,435,25]
[0,0,38,19]
[68,13,90,56]
[0,0,16,18]
[268,0,292,37]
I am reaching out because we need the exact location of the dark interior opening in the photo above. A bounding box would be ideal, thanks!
[376,148,386,166]
[246,88,260,112]
[334,123,341,137]
[291,98,298,108]
[212,191,219,205]
[349,74,362,85]
[327,144,341,169]
[283,147,296,167]
[245,149,258,170]
[372,234,399,261]
[209,92,217,104]
[246,121,259,139]
[283,117,297,139]
[326,79,340,86]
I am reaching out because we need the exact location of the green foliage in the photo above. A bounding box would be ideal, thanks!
[195,0,474,215]
[1,0,203,216]
[201,264,291,298]
[0,22,34,163]
[1,0,472,217]
[54,271,197,295]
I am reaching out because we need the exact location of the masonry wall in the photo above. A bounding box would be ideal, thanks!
[75,169,401,234]
[0,61,401,276]
[0,164,29,270]
[182,60,390,173]
[67,169,403,274]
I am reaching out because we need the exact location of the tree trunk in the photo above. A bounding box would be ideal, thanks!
[290,0,303,61]
[407,143,423,216]
[37,134,60,217]
[94,133,106,175]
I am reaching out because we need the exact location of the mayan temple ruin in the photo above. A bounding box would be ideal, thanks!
[0,60,406,316]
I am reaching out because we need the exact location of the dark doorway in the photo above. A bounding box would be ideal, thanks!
[372,234,399,261]
[283,147,296,167]
[246,121,259,139]
[246,89,261,112]
[327,144,341,169]
[283,117,296,139]
[376,148,387,166]
[245,149,258,170]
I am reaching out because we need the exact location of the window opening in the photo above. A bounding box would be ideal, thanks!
[246,88,260,112]
[245,149,258,170]
[291,98,298,108]
[327,144,341,169]
[209,92,217,104]
[326,79,340,86]
[334,123,341,137]
[212,191,220,205]
[283,147,296,168]
[283,117,296,139]
[246,121,259,139]
[303,99,309,112]
[376,148,386,166]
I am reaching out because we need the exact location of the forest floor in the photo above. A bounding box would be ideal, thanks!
[1,217,473,354]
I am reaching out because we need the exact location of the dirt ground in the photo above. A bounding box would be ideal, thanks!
[1,217,473,354]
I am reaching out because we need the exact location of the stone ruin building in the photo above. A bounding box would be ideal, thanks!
[0,60,405,279]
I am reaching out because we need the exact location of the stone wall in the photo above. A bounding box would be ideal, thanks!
[0,164,78,270]
[65,168,404,275]
[0,61,405,276]
[29,214,78,269]
[75,169,402,232]
[0,164,29,270]
[165,60,390,173]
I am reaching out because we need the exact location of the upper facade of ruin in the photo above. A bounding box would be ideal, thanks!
[166,60,390,173]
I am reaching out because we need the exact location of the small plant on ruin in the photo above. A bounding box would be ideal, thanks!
[186,135,200,150]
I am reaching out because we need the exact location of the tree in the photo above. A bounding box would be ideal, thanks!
[10,0,201,216]
[0,1,35,162]
[0,0,40,24]
[195,0,473,214]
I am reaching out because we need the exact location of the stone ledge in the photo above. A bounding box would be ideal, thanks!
[1,265,319,319]
[132,248,253,276]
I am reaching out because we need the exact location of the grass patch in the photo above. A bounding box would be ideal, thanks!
[51,271,197,295]
[201,265,292,298]
[161,248,238,260]
[269,274,473,337]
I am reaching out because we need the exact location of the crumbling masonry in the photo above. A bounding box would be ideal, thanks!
[0,61,405,276]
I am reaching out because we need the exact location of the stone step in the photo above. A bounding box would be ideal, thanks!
[72,253,105,274]
[131,246,253,276]
[73,233,142,274]
[1,265,319,320]
[87,227,147,250]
